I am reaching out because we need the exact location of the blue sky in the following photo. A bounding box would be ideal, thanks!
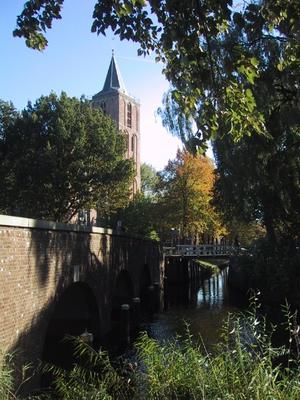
[0,0,182,170]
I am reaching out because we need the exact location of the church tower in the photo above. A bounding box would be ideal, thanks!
[92,53,141,194]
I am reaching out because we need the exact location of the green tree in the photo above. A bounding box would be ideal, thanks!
[0,100,17,136]
[212,20,300,246]
[223,219,266,248]
[112,164,159,239]
[113,193,159,240]
[141,162,158,197]
[214,126,300,245]
[0,93,133,222]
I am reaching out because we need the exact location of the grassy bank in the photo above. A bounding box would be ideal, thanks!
[3,304,300,399]
[194,257,228,278]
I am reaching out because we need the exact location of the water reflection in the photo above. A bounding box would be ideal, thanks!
[197,267,228,308]
[143,268,244,350]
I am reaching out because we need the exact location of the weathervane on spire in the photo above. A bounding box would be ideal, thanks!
[112,49,114,57]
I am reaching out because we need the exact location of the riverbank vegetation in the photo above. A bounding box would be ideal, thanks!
[2,303,300,400]
[193,258,224,277]
[230,239,300,308]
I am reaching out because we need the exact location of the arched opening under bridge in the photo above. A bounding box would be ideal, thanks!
[139,264,152,317]
[41,282,100,386]
[110,270,134,347]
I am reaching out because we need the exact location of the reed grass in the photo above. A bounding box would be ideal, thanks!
[0,352,15,399]
[2,301,300,399]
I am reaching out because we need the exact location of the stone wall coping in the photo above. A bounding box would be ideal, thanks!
[0,214,157,244]
[0,214,115,236]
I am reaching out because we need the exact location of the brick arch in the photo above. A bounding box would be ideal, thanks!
[41,282,100,375]
[110,269,134,340]
[111,269,134,311]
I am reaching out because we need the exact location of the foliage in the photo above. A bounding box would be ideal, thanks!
[210,16,300,245]
[0,93,133,223]
[0,352,34,400]
[213,99,300,244]
[13,1,300,150]
[0,353,14,399]
[233,237,300,306]
[123,152,231,244]
[109,164,158,241]
[112,152,224,243]
[14,0,64,51]
[112,193,159,241]
[222,220,266,248]
[35,336,134,400]
[140,163,158,198]
[96,173,133,227]
[0,100,18,138]
[193,259,219,276]
[4,304,300,399]
[156,149,224,242]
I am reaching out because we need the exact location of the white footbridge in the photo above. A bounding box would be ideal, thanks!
[164,244,236,257]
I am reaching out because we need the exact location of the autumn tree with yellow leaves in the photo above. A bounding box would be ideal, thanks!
[156,150,225,244]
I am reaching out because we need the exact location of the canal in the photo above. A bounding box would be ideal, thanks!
[41,266,245,391]
[138,267,245,351]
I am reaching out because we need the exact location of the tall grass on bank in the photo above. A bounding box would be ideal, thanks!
[0,352,14,399]
[3,303,300,399]
[135,309,300,399]
[0,352,32,400]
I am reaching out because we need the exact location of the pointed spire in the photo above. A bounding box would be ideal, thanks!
[101,52,127,94]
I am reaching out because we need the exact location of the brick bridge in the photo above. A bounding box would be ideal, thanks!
[0,214,163,388]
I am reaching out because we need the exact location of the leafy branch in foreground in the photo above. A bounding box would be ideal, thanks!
[13,1,300,150]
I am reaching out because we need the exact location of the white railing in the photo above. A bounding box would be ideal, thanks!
[164,244,236,257]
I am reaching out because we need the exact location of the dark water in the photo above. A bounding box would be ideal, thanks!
[140,268,245,350]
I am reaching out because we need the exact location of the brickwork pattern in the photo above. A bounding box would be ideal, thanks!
[0,217,162,376]
[93,91,141,193]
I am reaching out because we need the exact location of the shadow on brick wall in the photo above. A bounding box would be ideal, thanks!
[5,226,162,395]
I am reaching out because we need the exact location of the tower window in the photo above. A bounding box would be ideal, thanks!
[133,179,137,194]
[101,101,106,114]
[127,103,132,128]
[131,135,135,152]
